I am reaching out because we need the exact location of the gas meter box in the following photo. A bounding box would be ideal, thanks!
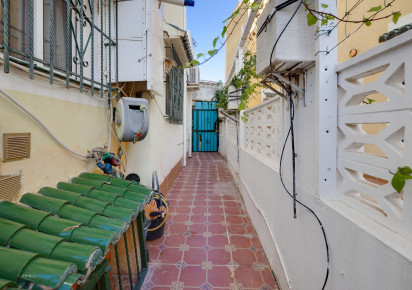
[115,97,149,142]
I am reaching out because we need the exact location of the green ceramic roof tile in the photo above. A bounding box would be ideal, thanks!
[73,196,108,213]
[0,218,102,272]
[0,217,29,246]
[9,228,63,257]
[0,172,149,290]
[0,278,17,289]
[58,273,83,290]
[39,187,82,204]
[0,201,51,230]
[20,193,69,214]
[57,182,94,195]
[0,247,40,281]
[20,256,77,289]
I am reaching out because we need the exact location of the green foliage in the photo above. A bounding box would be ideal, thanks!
[305,2,401,28]
[213,51,261,119]
[366,98,375,104]
[368,6,382,12]
[391,166,412,193]
[307,13,318,26]
[393,11,401,24]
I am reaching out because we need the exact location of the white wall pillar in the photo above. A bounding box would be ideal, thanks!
[316,0,338,199]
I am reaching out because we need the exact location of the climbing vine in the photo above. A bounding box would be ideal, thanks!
[214,51,261,118]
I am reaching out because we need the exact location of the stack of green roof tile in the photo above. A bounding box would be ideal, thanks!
[0,172,153,289]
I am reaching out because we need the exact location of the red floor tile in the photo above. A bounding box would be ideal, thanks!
[230,237,252,249]
[150,265,179,286]
[188,224,207,235]
[158,248,183,264]
[261,268,279,289]
[225,215,244,224]
[143,153,278,290]
[232,248,257,265]
[163,235,186,247]
[191,214,208,223]
[183,248,206,265]
[208,214,225,223]
[179,266,206,287]
[208,248,231,265]
[186,234,207,248]
[167,223,188,234]
[208,266,234,287]
[234,266,264,288]
[208,224,227,234]
[208,235,229,248]
[229,224,248,235]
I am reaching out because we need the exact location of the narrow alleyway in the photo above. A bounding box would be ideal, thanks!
[143,153,278,289]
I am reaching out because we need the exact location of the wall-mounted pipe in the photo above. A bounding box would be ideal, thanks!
[162,0,195,7]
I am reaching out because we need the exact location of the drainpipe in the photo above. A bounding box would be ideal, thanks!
[183,72,187,166]
[161,0,195,6]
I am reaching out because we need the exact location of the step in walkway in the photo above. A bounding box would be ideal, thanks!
[142,152,278,289]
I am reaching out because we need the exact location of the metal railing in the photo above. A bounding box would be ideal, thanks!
[1,0,119,99]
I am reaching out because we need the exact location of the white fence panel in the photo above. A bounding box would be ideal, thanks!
[244,97,283,169]
[337,30,412,239]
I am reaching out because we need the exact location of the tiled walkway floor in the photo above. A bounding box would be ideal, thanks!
[143,153,278,289]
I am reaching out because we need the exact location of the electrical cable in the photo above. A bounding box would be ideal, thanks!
[0,88,88,159]
[269,1,302,72]
[267,1,330,288]
[279,97,330,290]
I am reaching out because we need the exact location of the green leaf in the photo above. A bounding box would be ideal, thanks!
[399,166,412,175]
[307,13,318,26]
[392,12,401,24]
[251,2,261,10]
[392,172,406,193]
[368,5,382,12]
[207,49,218,57]
[213,37,219,48]
[321,18,328,26]
[191,60,200,66]
[366,98,375,104]
[321,3,328,8]
[196,53,204,59]
[363,17,372,26]
[221,25,227,38]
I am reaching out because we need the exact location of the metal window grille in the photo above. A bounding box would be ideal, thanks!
[166,45,184,125]
[1,0,119,98]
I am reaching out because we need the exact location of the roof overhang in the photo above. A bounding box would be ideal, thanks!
[164,22,194,64]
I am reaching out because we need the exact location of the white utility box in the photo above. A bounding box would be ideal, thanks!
[115,0,164,93]
[256,0,316,76]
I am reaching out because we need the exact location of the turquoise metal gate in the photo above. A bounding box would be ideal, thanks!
[192,102,218,152]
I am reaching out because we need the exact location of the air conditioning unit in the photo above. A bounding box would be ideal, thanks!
[115,98,149,142]
[256,0,316,76]
[187,67,200,85]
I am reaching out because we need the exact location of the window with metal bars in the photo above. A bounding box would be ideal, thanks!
[166,44,184,125]
[1,0,119,98]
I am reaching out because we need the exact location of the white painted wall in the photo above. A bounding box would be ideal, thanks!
[189,81,221,102]
[221,63,412,290]
[0,66,109,195]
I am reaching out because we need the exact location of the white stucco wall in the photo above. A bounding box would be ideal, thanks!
[0,66,109,195]
[221,64,412,290]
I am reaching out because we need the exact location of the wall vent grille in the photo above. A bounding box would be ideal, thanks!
[0,175,22,202]
[3,133,31,162]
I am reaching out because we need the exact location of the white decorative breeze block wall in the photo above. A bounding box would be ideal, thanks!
[244,97,283,169]
[227,120,238,144]
[337,31,412,240]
